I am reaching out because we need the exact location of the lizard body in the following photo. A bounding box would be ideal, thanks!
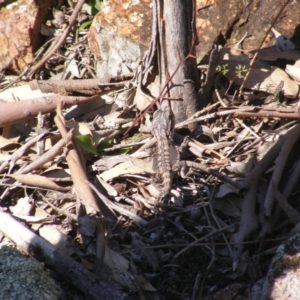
[152,106,178,198]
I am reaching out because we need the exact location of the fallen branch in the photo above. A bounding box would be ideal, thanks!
[0,94,100,127]
[29,75,132,95]
[232,108,300,119]
[54,106,101,215]
[3,174,71,193]
[175,107,256,129]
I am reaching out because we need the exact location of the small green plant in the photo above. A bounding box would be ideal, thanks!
[216,64,229,75]
[216,63,248,78]
[119,134,144,155]
[235,64,247,78]
[97,139,112,156]
[79,0,103,31]
[79,20,93,31]
[75,135,98,155]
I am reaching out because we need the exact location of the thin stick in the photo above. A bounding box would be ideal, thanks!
[27,0,85,78]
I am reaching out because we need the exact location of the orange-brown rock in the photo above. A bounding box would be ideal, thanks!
[196,0,300,59]
[89,0,300,75]
[0,0,54,73]
[88,0,152,78]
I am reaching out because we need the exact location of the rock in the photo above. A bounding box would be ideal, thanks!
[88,0,300,79]
[196,0,300,60]
[0,245,64,299]
[0,0,53,73]
[257,232,300,300]
[87,0,152,78]
[285,63,300,85]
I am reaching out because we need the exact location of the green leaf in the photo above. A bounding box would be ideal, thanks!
[94,0,102,11]
[216,64,229,75]
[75,135,98,155]
[96,140,113,156]
[79,20,93,31]
[235,64,247,78]
[85,0,102,16]
[85,3,93,15]
[124,133,143,142]
[120,147,130,155]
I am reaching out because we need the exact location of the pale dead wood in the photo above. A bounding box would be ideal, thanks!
[4,174,71,193]
[54,110,100,215]
[233,108,300,119]
[30,77,130,95]
[0,131,49,174]
[17,130,73,174]
[0,94,100,127]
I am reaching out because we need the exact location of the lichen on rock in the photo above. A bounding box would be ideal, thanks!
[0,245,64,300]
